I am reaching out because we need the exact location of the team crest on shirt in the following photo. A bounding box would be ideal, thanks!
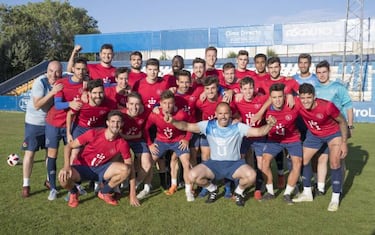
[110,148,116,155]
[285,114,292,121]
[99,110,106,115]
[254,104,261,109]
[163,127,173,139]
[189,96,196,102]
[316,113,324,119]
[137,119,144,125]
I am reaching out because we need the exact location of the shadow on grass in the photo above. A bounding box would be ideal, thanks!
[341,143,369,200]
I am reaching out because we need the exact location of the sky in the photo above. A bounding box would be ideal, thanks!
[3,0,375,34]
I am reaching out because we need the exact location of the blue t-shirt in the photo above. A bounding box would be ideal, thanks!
[198,119,249,161]
[293,73,319,86]
[315,81,352,119]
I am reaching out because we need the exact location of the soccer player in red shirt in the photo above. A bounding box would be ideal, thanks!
[58,110,139,208]
[68,44,116,85]
[292,83,348,212]
[220,62,241,96]
[205,46,222,79]
[128,51,147,88]
[120,92,153,200]
[261,83,302,204]
[144,90,194,202]
[233,77,269,200]
[133,58,172,112]
[45,57,86,201]
[105,67,132,108]
[235,50,256,79]
[191,57,206,90]
[163,55,184,88]
[252,53,270,94]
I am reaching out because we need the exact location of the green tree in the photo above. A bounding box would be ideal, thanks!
[266,48,278,58]
[226,51,237,58]
[0,0,100,82]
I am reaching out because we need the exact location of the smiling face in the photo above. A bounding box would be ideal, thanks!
[193,62,205,79]
[126,96,142,117]
[316,66,330,85]
[270,90,285,110]
[267,62,281,80]
[215,103,232,127]
[176,75,191,94]
[46,61,62,85]
[88,86,104,106]
[298,58,311,76]
[237,54,249,71]
[72,62,87,82]
[204,83,218,101]
[106,114,123,136]
[100,48,114,66]
[130,54,142,71]
[160,97,175,115]
[240,83,255,101]
[299,92,316,110]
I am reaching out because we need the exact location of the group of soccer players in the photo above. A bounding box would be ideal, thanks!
[21,44,353,212]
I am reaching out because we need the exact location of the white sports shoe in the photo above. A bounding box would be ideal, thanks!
[292,192,313,202]
[76,185,87,195]
[136,189,150,200]
[327,201,339,212]
[186,191,195,202]
[48,189,58,201]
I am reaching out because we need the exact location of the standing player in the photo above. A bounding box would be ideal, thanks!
[21,61,63,198]
[144,90,194,202]
[119,92,153,200]
[292,83,348,212]
[233,77,268,200]
[293,53,319,86]
[68,44,116,85]
[205,46,222,78]
[165,102,277,206]
[252,53,270,94]
[260,84,302,204]
[44,57,86,200]
[58,110,139,208]
[163,55,185,87]
[235,50,256,79]
[128,51,147,88]
[314,60,353,195]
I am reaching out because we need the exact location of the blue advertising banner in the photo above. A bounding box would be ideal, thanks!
[217,25,274,47]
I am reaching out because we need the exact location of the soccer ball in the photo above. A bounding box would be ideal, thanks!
[7,153,21,166]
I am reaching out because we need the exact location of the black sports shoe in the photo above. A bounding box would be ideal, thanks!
[261,192,275,201]
[315,190,325,196]
[283,194,294,205]
[205,190,218,203]
[234,193,245,207]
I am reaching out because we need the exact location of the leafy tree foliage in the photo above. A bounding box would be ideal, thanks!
[0,0,100,82]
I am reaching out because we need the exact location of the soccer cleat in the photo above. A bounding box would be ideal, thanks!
[98,191,118,206]
[44,180,51,190]
[277,174,286,189]
[22,186,30,198]
[254,190,262,200]
[315,190,325,196]
[198,188,209,198]
[234,193,245,207]
[327,201,339,212]
[76,185,87,195]
[48,189,58,201]
[205,190,218,204]
[68,193,79,208]
[283,194,294,205]
[261,192,275,201]
[164,185,177,196]
[136,188,150,200]
[292,193,313,202]
[186,191,195,202]
[64,192,70,202]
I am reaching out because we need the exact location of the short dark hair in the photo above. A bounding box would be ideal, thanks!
[267,57,281,66]
[222,62,235,71]
[130,51,142,59]
[100,43,113,52]
[239,76,255,88]
[115,67,130,78]
[237,50,249,57]
[160,90,175,101]
[73,57,87,66]
[315,60,330,71]
[298,53,312,63]
[87,79,104,92]
[269,83,285,94]
[127,91,143,102]
[146,58,160,68]
[203,76,219,87]
[107,110,123,121]
[193,57,206,67]
[299,83,315,95]
[254,53,267,62]
[177,70,191,80]
[205,46,217,54]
